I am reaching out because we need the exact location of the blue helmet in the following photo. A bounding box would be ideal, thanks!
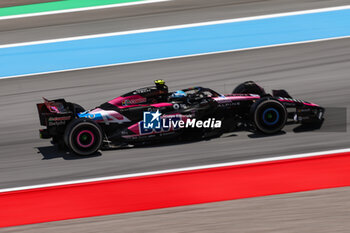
[171,90,187,98]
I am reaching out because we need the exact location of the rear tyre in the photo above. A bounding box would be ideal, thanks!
[64,119,103,156]
[251,98,287,134]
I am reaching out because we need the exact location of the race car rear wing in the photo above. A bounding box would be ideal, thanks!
[36,98,73,126]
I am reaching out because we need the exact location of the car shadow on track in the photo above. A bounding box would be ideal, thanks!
[36,145,102,160]
[293,122,324,133]
[247,131,286,138]
[35,137,220,160]
[103,132,238,151]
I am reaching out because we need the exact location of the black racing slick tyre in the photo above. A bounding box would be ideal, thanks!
[64,119,103,156]
[251,98,287,134]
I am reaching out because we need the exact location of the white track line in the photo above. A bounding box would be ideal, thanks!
[1,148,349,193]
[0,0,170,21]
[1,4,350,49]
[1,35,350,81]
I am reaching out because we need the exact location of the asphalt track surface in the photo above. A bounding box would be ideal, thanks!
[3,186,350,233]
[0,0,349,190]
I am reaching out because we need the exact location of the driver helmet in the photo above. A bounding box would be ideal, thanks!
[171,90,187,99]
[155,79,166,88]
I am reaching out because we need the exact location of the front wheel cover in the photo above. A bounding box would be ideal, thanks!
[64,120,103,156]
[253,99,287,134]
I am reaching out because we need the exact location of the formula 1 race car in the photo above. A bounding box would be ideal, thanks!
[37,81,324,155]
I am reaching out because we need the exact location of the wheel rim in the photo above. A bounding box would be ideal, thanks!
[76,130,95,148]
[262,107,280,126]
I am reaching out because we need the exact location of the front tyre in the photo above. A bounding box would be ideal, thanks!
[251,98,287,134]
[64,119,103,156]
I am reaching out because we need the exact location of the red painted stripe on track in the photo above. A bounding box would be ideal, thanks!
[1,152,350,227]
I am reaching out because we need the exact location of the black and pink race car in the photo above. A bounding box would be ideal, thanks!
[37,81,324,155]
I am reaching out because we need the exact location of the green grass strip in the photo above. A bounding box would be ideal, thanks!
[0,0,146,17]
